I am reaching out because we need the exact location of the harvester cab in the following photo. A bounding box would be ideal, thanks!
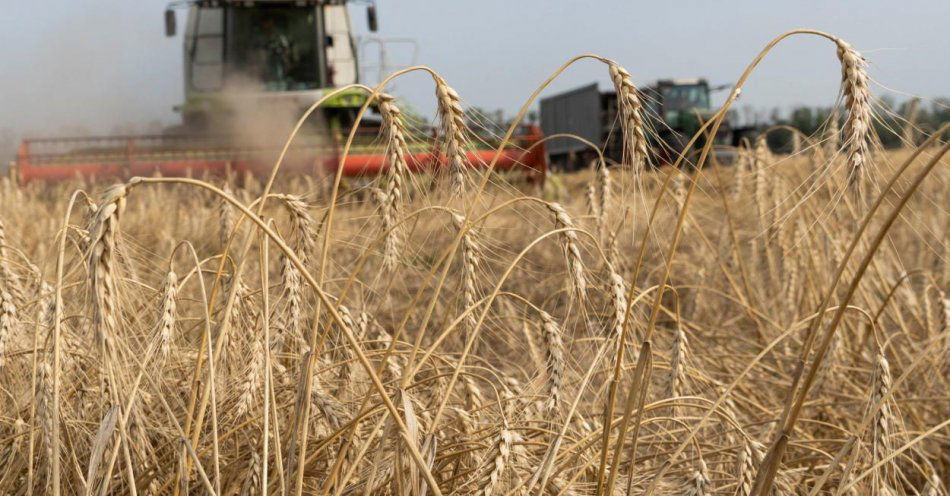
[164,0,375,136]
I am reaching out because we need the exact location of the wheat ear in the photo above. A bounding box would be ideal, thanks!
[0,290,16,370]
[870,350,894,472]
[274,193,316,264]
[835,39,872,195]
[157,271,178,361]
[35,359,54,487]
[480,423,514,496]
[435,77,469,195]
[277,255,303,351]
[86,183,130,352]
[234,333,264,419]
[737,439,765,496]
[608,62,648,170]
[219,184,235,248]
[546,202,587,302]
[453,213,480,333]
[378,93,410,270]
[666,322,689,417]
[682,458,711,496]
[538,310,564,414]
[311,376,344,431]
[595,163,613,242]
[607,266,628,341]
[0,219,23,304]
[826,109,841,155]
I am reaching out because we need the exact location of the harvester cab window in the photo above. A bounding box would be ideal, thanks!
[191,7,224,91]
[229,7,319,91]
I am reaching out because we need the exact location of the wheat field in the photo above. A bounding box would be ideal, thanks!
[0,29,947,495]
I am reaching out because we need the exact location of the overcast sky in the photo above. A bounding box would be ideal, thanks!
[1,0,948,140]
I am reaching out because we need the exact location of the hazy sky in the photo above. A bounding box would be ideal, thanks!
[1,0,948,140]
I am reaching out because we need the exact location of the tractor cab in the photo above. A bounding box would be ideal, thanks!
[645,79,713,140]
[643,78,737,164]
[164,0,376,135]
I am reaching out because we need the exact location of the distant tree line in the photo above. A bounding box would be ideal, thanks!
[759,96,950,153]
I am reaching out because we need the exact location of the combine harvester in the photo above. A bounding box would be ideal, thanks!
[12,0,546,185]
